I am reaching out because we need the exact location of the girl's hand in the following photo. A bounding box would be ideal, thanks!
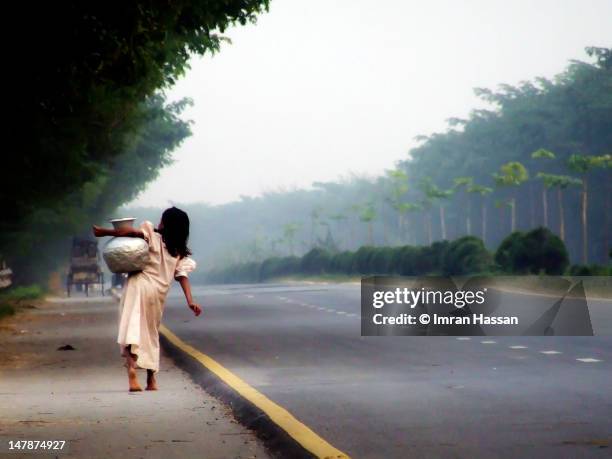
[92,225,106,237]
[189,302,202,317]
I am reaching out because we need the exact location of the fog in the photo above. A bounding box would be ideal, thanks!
[129,0,612,208]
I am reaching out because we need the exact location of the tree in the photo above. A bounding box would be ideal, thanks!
[282,223,300,256]
[385,169,409,242]
[567,154,612,263]
[359,203,377,245]
[419,177,454,240]
[493,162,529,232]
[531,149,556,227]
[3,1,269,252]
[453,177,474,235]
[467,184,493,245]
[535,173,582,241]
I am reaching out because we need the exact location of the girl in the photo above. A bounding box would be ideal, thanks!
[93,207,201,392]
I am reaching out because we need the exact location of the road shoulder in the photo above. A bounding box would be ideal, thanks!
[0,296,270,459]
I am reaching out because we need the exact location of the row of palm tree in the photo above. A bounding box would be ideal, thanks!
[281,152,609,264]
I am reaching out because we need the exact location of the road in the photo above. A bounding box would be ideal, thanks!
[162,282,612,458]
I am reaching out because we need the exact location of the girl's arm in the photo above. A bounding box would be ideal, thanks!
[92,225,144,239]
[177,276,202,317]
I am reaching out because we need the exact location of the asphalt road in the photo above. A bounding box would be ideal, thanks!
[162,282,612,459]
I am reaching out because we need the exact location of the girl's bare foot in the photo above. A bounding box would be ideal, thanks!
[146,370,158,391]
[124,346,142,392]
[127,366,143,392]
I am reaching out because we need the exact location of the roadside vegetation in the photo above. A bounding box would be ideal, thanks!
[129,47,612,274]
[0,285,44,320]
[2,2,269,286]
[203,228,610,283]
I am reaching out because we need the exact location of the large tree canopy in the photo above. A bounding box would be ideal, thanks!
[2,1,269,282]
[3,1,268,240]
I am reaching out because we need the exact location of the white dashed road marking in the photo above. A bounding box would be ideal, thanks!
[481,340,497,344]
[456,337,471,341]
[509,346,528,349]
[540,350,562,355]
[576,358,602,363]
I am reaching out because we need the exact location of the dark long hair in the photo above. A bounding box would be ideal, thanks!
[158,207,191,258]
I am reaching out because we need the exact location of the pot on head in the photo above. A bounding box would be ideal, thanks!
[102,218,150,273]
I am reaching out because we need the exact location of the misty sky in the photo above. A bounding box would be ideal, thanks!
[129,0,612,208]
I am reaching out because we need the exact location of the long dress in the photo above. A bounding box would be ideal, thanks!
[117,220,196,372]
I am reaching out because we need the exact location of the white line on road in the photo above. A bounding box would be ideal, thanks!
[509,346,528,349]
[576,358,602,363]
[540,350,562,355]
[481,340,497,344]
[456,337,471,341]
[336,311,347,315]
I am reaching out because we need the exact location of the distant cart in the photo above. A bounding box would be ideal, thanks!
[67,237,104,297]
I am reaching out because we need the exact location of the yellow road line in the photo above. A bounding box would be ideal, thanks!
[160,324,350,459]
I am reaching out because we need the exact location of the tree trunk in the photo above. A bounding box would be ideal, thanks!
[529,182,536,228]
[605,173,610,263]
[510,197,516,232]
[368,222,374,245]
[581,179,588,264]
[439,206,447,240]
[466,197,472,236]
[481,200,487,244]
[557,188,565,242]
[542,187,548,228]
[426,210,432,245]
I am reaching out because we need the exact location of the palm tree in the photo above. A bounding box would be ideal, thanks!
[398,202,422,245]
[419,177,454,240]
[493,161,529,232]
[328,212,348,249]
[536,173,581,241]
[282,222,300,256]
[531,149,556,227]
[385,169,409,243]
[359,202,377,245]
[567,154,612,263]
[453,176,474,235]
[467,184,493,243]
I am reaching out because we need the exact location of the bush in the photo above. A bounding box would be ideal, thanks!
[0,284,44,301]
[568,264,611,276]
[260,256,300,280]
[354,246,376,274]
[301,248,332,274]
[369,247,395,274]
[330,251,355,273]
[0,303,15,319]
[394,246,419,275]
[495,227,569,275]
[442,236,492,275]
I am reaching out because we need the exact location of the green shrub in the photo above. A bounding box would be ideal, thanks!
[260,256,300,279]
[568,264,611,276]
[495,227,569,275]
[330,251,355,273]
[354,246,376,274]
[301,248,332,274]
[0,303,15,319]
[0,284,44,301]
[369,247,395,274]
[442,236,492,275]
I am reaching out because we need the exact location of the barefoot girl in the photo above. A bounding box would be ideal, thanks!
[93,207,201,391]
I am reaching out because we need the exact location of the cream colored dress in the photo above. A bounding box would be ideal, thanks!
[117,220,196,372]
